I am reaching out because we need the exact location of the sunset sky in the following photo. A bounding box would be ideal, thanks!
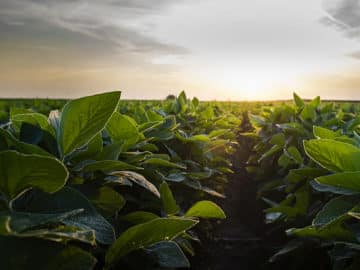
[1,0,360,100]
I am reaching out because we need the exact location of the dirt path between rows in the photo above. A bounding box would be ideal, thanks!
[190,149,285,270]
[190,125,331,270]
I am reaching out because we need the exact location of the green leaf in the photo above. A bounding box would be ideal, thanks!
[315,172,360,193]
[0,150,68,201]
[258,145,282,163]
[59,91,121,157]
[108,171,160,198]
[285,146,303,164]
[106,112,139,151]
[310,96,321,107]
[105,218,198,265]
[249,114,266,127]
[12,112,55,137]
[145,241,190,268]
[160,172,187,183]
[310,180,357,195]
[71,133,103,162]
[0,128,51,156]
[192,97,199,108]
[287,220,355,242]
[269,133,285,146]
[313,196,359,226]
[293,92,304,107]
[16,187,115,245]
[77,186,125,217]
[185,200,226,219]
[0,209,83,233]
[121,211,159,224]
[313,126,340,139]
[0,236,96,270]
[16,226,96,245]
[160,182,179,215]
[78,160,142,173]
[143,158,186,169]
[286,167,327,183]
[304,139,360,172]
[300,104,316,120]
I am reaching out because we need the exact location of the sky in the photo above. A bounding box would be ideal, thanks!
[1,0,360,100]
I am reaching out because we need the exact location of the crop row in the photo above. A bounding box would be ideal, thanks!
[245,93,360,269]
[0,91,239,269]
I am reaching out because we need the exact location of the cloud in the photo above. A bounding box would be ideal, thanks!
[322,0,360,39]
[0,0,188,58]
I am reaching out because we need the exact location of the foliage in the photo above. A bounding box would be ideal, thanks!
[245,93,360,269]
[0,91,234,269]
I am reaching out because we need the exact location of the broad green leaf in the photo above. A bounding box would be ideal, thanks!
[106,112,139,150]
[109,171,160,198]
[304,139,360,172]
[76,186,125,217]
[313,126,340,139]
[300,104,316,120]
[185,200,226,219]
[0,150,68,201]
[313,196,359,226]
[287,220,355,242]
[16,226,96,245]
[249,114,266,127]
[315,172,360,193]
[286,167,327,183]
[277,153,292,167]
[192,97,199,108]
[258,145,282,163]
[285,146,303,164]
[143,158,186,169]
[310,96,321,107]
[269,133,285,146]
[16,187,115,245]
[0,236,96,270]
[78,160,141,173]
[105,218,198,265]
[59,91,121,157]
[12,112,55,137]
[310,180,358,195]
[70,133,103,162]
[121,211,159,224]
[96,143,122,161]
[0,209,83,233]
[0,128,51,156]
[176,134,210,143]
[160,172,187,183]
[186,169,213,180]
[178,91,187,112]
[146,241,190,268]
[265,206,300,218]
[293,92,304,107]
[277,122,307,135]
[160,182,179,215]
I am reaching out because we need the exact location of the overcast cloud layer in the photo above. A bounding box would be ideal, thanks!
[1,0,360,100]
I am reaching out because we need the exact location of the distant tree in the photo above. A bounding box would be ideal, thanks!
[166,94,176,100]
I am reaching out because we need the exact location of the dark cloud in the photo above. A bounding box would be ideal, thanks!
[322,0,360,59]
[0,0,188,58]
[323,0,360,28]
